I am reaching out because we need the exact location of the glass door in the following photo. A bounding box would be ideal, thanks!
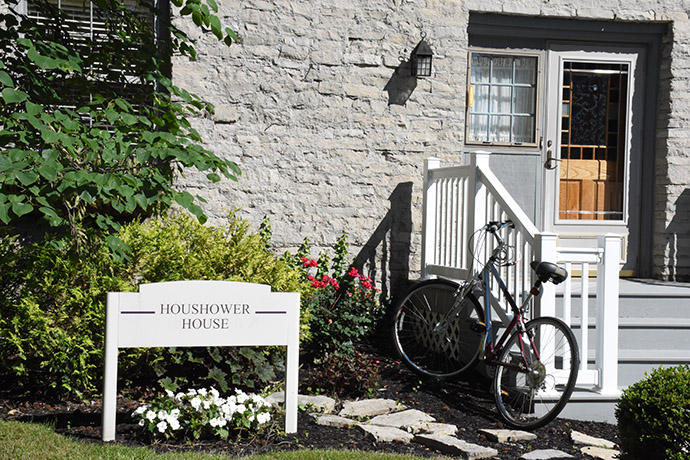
[543,45,644,274]
[558,61,628,221]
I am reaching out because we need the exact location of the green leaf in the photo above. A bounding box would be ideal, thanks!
[38,160,59,181]
[26,101,42,115]
[133,193,148,209]
[16,170,39,186]
[206,0,218,11]
[40,127,59,144]
[27,47,59,70]
[2,88,28,104]
[209,16,223,40]
[0,202,10,224]
[0,70,14,88]
[206,172,221,183]
[192,10,203,26]
[38,206,63,226]
[225,27,238,42]
[12,201,33,218]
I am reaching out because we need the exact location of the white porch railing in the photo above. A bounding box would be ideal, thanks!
[421,152,620,396]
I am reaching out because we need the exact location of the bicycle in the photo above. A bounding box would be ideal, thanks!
[392,220,579,429]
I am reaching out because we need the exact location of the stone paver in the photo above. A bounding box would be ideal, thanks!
[520,449,576,459]
[339,398,405,418]
[414,434,499,459]
[423,422,458,436]
[358,424,414,443]
[367,409,435,433]
[266,392,336,413]
[571,430,617,449]
[479,428,538,443]
[313,414,358,428]
[581,446,620,460]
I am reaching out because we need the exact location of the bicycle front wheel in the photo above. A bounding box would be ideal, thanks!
[392,279,485,379]
[493,316,579,430]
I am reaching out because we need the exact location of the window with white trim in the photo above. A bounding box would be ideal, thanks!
[466,51,541,146]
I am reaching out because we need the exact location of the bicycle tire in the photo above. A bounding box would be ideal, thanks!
[392,279,485,379]
[492,316,579,430]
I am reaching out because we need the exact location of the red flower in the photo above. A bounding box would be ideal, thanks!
[348,267,359,277]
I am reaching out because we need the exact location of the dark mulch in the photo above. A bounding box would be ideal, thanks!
[0,345,618,459]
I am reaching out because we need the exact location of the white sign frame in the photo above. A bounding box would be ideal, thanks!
[102,280,300,441]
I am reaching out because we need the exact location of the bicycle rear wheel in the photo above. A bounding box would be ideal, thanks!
[392,279,485,378]
[492,316,579,430]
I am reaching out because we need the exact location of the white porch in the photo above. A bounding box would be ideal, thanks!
[420,153,690,423]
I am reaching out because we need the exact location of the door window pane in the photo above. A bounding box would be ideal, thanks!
[559,61,629,221]
[467,53,539,145]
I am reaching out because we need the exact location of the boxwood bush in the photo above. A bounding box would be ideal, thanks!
[615,364,690,460]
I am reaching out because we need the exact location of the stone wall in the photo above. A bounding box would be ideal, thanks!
[172,0,690,288]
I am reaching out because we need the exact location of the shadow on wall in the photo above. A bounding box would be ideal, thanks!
[665,188,690,281]
[353,182,413,301]
[384,59,417,106]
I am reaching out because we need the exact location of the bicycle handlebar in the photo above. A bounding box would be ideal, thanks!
[484,220,514,233]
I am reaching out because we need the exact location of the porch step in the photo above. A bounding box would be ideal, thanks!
[557,279,690,393]
[570,318,690,351]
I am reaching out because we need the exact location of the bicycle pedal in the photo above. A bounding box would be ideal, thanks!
[470,321,487,333]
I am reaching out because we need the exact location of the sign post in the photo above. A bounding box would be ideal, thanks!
[102,281,300,441]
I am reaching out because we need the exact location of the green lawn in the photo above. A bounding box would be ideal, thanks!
[0,420,446,460]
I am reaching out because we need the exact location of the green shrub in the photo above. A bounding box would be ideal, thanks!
[616,365,690,460]
[0,232,130,398]
[0,213,312,398]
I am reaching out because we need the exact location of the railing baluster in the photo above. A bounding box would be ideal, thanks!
[580,262,590,372]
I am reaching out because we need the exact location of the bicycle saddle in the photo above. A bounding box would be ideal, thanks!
[530,261,568,285]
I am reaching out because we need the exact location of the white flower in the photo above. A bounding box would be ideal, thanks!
[257,412,271,425]
[156,420,168,433]
[190,396,202,411]
[209,417,227,428]
[210,388,220,399]
[165,389,174,399]
[168,418,181,430]
[138,419,145,426]
[133,405,147,416]
[236,404,246,413]
[186,389,197,396]
[202,400,211,410]
[157,410,168,420]
[145,410,156,422]
[198,388,208,397]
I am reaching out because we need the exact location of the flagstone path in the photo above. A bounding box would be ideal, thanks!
[267,393,620,460]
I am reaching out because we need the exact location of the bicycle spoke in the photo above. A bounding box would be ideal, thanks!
[393,279,485,378]
[492,317,579,429]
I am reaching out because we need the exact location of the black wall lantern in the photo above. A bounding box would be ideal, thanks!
[411,35,433,77]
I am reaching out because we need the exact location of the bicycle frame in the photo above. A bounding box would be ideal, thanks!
[435,226,545,374]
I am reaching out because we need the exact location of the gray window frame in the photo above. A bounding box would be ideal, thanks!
[465,48,543,148]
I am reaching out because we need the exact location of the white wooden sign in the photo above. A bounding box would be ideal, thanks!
[102,280,300,441]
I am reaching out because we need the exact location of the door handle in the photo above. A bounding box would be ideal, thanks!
[544,149,560,170]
